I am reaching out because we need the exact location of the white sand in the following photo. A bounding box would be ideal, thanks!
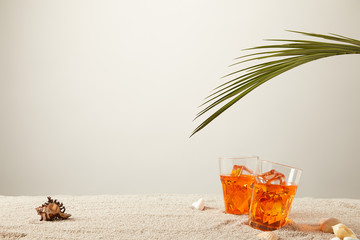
[0,194,359,239]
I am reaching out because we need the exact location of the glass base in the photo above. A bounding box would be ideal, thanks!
[248,220,279,231]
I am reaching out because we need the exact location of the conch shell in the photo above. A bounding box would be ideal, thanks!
[257,231,278,240]
[35,196,71,221]
[332,223,357,239]
[318,217,341,233]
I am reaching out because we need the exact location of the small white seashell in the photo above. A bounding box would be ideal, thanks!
[318,217,341,233]
[331,238,341,240]
[192,198,205,210]
[257,231,278,240]
[332,223,357,239]
[344,237,359,240]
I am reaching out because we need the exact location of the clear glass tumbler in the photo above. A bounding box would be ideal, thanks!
[219,156,258,215]
[248,160,302,231]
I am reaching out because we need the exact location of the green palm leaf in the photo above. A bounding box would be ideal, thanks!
[191,31,360,137]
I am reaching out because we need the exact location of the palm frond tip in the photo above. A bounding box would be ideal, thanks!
[191,31,360,137]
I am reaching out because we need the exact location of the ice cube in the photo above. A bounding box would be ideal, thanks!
[230,165,253,177]
[257,169,286,185]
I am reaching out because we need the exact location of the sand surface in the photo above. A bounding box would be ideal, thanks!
[0,194,359,239]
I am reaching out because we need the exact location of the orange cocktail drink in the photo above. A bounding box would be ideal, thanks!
[249,181,297,230]
[220,173,254,214]
[219,157,258,215]
[248,162,302,231]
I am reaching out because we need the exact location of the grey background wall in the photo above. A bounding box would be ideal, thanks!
[1,0,360,198]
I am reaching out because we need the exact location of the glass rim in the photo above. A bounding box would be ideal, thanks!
[259,159,303,172]
[218,156,259,161]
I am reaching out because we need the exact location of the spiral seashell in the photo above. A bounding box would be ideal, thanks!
[257,231,278,240]
[332,223,357,239]
[318,217,341,233]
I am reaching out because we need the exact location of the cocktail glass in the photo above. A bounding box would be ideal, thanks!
[219,156,258,215]
[248,160,302,231]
